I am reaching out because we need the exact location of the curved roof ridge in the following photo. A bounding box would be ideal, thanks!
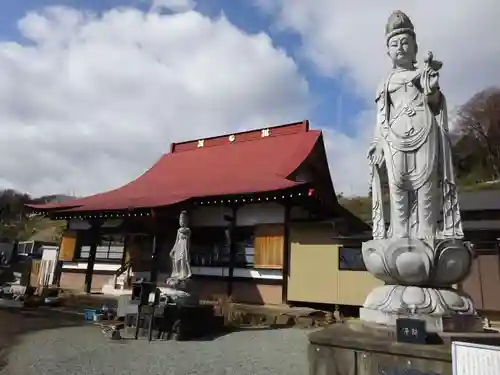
[171,120,310,153]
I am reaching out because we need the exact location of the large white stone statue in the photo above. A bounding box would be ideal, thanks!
[360,10,479,332]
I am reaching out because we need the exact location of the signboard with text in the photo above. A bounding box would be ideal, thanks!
[452,341,500,375]
[396,318,427,344]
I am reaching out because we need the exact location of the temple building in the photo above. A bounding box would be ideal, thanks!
[28,120,373,305]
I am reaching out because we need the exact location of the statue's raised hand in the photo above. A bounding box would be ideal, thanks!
[424,51,443,71]
[422,51,443,96]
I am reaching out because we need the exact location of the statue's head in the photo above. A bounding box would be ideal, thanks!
[385,10,418,69]
[179,210,188,227]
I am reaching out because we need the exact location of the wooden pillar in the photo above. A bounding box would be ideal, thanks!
[121,235,128,266]
[148,210,160,284]
[282,202,291,304]
[149,234,159,283]
[84,221,101,294]
[227,205,238,298]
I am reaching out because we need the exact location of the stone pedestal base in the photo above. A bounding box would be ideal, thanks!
[360,236,478,333]
[159,278,199,305]
[158,287,199,305]
[361,284,479,332]
[308,321,500,375]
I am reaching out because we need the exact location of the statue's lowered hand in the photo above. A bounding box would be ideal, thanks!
[368,144,384,166]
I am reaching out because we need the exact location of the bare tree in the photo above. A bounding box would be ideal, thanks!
[454,87,500,180]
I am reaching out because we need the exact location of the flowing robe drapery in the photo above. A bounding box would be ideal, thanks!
[170,227,192,280]
[370,68,463,241]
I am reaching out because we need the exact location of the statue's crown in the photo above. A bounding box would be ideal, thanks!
[385,10,415,44]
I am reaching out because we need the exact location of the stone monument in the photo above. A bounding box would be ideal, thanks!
[360,10,479,333]
[160,211,198,304]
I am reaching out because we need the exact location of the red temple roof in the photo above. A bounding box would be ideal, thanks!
[28,120,328,213]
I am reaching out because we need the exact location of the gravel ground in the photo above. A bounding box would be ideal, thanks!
[0,306,85,370]
[1,325,312,375]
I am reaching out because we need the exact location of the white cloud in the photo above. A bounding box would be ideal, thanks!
[257,0,500,195]
[150,0,196,13]
[323,109,374,197]
[0,6,310,197]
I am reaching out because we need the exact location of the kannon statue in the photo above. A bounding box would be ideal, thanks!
[360,11,479,331]
[160,210,197,305]
[368,10,462,244]
[168,210,192,281]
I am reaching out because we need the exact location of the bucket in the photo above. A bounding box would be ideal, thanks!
[84,309,97,321]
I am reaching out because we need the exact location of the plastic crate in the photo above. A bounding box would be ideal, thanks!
[84,309,98,321]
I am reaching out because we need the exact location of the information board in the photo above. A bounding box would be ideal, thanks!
[452,341,500,375]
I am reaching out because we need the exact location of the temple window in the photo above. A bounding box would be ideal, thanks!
[190,227,229,266]
[16,241,35,255]
[253,224,284,269]
[77,234,125,261]
[338,246,366,271]
[233,226,255,267]
[59,231,77,261]
[189,225,283,269]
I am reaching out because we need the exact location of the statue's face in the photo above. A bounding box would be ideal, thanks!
[387,33,416,68]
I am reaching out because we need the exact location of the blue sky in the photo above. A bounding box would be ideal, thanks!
[1,0,497,197]
[194,0,366,134]
[0,0,364,137]
[205,0,366,136]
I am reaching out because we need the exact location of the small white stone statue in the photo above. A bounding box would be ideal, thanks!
[360,11,479,332]
[160,211,197,304]
[169,210,192,281]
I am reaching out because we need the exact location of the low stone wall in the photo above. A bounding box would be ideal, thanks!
[308,321,500,375]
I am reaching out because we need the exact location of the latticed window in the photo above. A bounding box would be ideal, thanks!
[78,234,124,261]
[189,225,281,268]
[16,241,34,255]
